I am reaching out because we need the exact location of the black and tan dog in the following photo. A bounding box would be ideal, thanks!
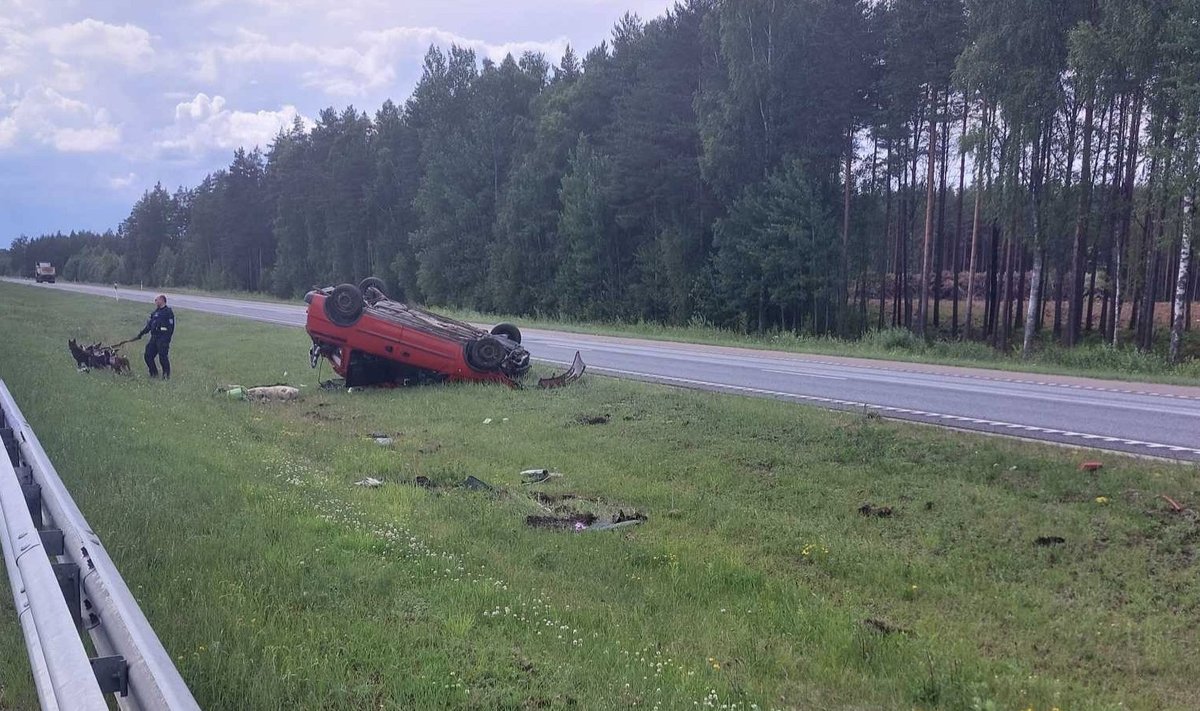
[68,339,131,374]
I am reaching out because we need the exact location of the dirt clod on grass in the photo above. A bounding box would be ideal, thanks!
[1034,536,1066,547]
[532,492,579,505]
[858,503,894,518]
[575,413,610,425]
[862,618,913,637]
[410,475,496,492]
[512,648,536,676]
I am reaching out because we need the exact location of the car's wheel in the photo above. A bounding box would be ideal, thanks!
[467,336,506,370]
[490,322,522,344]
[324,283,364,326]
[359,277,388,300]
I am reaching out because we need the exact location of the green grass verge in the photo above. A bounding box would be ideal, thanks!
[0,281,1198,710]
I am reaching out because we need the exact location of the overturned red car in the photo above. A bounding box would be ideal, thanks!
[305,278,582,388]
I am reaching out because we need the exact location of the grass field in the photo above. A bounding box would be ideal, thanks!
[1,280,1198,710]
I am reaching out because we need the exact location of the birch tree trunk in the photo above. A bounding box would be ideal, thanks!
[1171,193,1194,364]
[1023,249,1044,357]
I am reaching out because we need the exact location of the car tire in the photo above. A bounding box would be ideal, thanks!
[467,336,506,370]
[359,277,388,300]
[325,283,364,326]
[490,323,522,344]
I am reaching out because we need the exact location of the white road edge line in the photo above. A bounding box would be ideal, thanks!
[761,368,848,380]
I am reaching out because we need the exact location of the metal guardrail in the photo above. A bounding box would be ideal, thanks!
[0,380,201,710]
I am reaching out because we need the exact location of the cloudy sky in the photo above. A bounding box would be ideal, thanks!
[0,0,675,248]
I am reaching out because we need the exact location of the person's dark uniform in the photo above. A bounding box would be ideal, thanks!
[136,299,175,378]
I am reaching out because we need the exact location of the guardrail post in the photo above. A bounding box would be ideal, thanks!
[22,479,43,527]
[40,528,65,556]
[1,425,16,465]
[90,656,130,696]
[52,562,82,630]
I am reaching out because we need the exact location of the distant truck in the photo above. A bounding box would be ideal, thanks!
[34,262,56,283]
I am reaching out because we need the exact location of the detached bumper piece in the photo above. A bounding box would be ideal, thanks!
[538,351,586,389]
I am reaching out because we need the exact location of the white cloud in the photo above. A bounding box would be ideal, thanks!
[0,16,129,154]
[0,16,34,82]
[107,172,138,189]
[55,124,121,152]
[38,19,155,68]
[155,92,309,157]
[49,59,85,92]
[364,26,570,65]
[194,25,569,96]
[0,87,121,152]
[0,114,16,147]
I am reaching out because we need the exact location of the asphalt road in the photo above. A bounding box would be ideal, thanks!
[10,278,1200,462]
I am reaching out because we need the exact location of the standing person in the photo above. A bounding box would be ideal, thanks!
[134,295,175,378]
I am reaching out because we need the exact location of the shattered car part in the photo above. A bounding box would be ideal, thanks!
[538,351,587,389]
[521,469,563,484]
[584,519,646,533]
[462,476,496,492]
[305,278,545,388]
